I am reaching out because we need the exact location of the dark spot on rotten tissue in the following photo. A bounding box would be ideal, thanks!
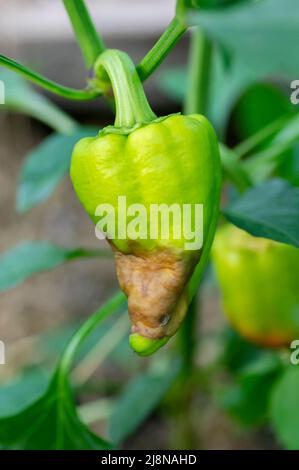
[159,314,171,326]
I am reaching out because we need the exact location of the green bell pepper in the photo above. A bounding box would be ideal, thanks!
[70,49,221,355]
[212,224,299,347]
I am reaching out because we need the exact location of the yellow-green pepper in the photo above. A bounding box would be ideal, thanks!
[70,50,221,355]
[212,224,299,347]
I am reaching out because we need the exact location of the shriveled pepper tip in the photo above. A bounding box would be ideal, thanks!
[129,333,169,356]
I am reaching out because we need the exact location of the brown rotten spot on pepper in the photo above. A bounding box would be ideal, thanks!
[114,248,199,339]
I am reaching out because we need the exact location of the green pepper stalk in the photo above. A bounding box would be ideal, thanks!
[70,49,221,355]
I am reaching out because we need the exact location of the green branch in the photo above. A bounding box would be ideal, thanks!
[0,55,101,100]
[59,291,126,374]
[184,28,212,115]
[220,144,252,192]
[137,17,187,82]
[178,27,211,376]
[1,2,189,102]
[234,115,290,159]
[176,0,193,19]
[63,0,105,69]
[1,2,190,101]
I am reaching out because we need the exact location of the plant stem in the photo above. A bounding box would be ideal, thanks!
[72,313,129,384]
[63,0,105,69]
[171,27,214,449]
[59,291,126,375]
[95,50,156,127]
[137,17,187,82]
[66,247,112,260]
[0,55,100,100]
[179,297,198,376]
[219,143,252,192]
[184,28,212,115]
[179,28,212,375]
[234,115,290,159]
[186,27,221,301]
[176,0,189,17]
[0,7,188,100]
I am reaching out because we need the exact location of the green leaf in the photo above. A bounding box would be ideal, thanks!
[109,360,181,444]
[218,353,282,426]
[189,0,299,130]
[277,145,299,187]
[155,52,255,134]
[178,0,247,13]
[221,328,264,373]
[244,113,299,183]
[0,292,126,449]
[200,0,249,6]
[0,370,111,450]
[16,126,98,212]
[0,69,77,134]
[190,0,299,78]
[0,369,50,417]
[270,366,299,449]
[0,241,105,293]
[232,83,293,146]
[223,179,299,248]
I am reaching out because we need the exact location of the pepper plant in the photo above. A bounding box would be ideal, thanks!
[0,0,299,450]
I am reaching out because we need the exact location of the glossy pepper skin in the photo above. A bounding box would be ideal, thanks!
[71,114,220,344]
[212,224,299,348]
[70,50,221,355]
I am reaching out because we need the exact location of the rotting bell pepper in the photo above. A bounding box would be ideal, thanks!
[70,49,221,355]
[212,224,299,348]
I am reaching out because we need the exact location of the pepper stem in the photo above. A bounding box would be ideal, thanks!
[94,49,156,128]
